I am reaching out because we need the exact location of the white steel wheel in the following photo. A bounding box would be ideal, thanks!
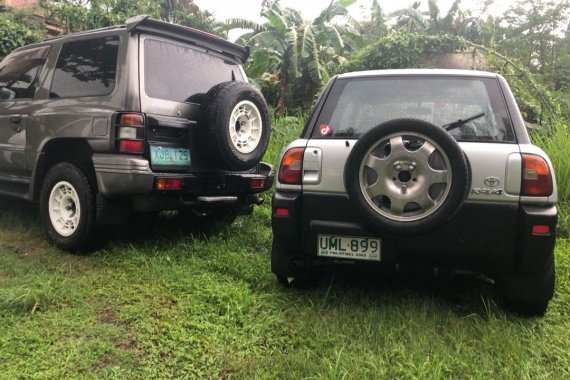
[229,100,263,154]
[48,181,81,237]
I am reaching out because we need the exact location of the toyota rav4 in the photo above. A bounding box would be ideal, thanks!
[0,16,273,251]
[272,69,557,316]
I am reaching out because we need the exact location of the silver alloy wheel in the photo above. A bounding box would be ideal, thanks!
[48,181,81,237]
[358,132,452,222]
[229,100,263,154]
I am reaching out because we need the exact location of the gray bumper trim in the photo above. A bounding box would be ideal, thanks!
[93,154,155,197]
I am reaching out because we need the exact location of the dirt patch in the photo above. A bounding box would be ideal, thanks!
[96,306,137,351]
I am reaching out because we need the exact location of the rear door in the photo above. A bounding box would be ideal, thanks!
[303,74,522,204]
[0,46,50,178]
[138,34,245,172]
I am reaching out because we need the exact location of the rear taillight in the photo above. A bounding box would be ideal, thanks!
[532,224,551,235]
[278,147,305,185]
[155,178,183,191]
[251,178,266,189]
[521,154,553,196]
[116,112,145,154]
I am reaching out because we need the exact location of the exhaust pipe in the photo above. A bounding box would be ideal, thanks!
[289,259,307,273]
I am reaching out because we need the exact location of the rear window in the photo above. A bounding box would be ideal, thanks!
[314,76,515,142]
[144,38,244,103]
[50,36,119,98]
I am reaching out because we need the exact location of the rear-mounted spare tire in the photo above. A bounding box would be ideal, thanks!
[344,118,470,236]
[199,81,270,171]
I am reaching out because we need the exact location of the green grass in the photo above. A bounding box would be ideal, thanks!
[0,117,569,379]
[531,121,570,236]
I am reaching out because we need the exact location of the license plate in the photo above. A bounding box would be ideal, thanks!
[318,235,381,261]
[150,146,191,166]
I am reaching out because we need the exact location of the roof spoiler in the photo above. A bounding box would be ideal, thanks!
[126,15,250,63]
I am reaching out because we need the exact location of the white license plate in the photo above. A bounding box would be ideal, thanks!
[150,146,191,166]
[317,235,381,261]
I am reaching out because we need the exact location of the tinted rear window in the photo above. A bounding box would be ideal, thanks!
[50,36,119,98]
[144,38,243,103]
[315,76,514,142]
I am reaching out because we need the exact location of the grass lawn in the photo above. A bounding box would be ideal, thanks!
[0,195,568,379]
[1,116,569,379]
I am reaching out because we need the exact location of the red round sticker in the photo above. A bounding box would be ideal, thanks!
[320,124,333,136]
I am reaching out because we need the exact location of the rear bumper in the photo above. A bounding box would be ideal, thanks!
[271,191,557,277]
[93,154,274,197]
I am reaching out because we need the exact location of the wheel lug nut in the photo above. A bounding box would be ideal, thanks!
[395,164,402,171]
[409,165,415,171]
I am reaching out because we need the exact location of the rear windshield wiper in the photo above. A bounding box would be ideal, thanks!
[442,112,486,131]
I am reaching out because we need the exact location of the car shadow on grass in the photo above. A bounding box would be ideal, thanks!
[291,267,500,319]
[0,196,230,252]
[0,196,40,229]
[101,211,232,248]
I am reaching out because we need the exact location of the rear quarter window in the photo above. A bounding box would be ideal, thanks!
[50,36,119,98]
[314,76,515,143]
[144,38,244,103]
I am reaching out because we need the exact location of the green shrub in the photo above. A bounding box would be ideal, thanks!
[0,17,43,59]
[341,34,469,73]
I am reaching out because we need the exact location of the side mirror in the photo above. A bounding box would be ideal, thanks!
[0,87,15,101]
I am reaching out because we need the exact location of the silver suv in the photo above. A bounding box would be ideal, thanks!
[271,69,557,316]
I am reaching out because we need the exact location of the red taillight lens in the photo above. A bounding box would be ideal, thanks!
[117,112,145,154]
[251,178,266,189]
[156,178,183,191]
[532,224,550,235]
[521,154,553,196]
[275,208,289,217]
[119,113,144,126]
[118,140,144,153]
[278,148,305,185]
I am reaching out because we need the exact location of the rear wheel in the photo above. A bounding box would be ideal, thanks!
[496,259,555,317]
[39,162,97,252]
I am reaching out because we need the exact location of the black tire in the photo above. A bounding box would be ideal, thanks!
[496,259,555,317]
[199,81,271,171]
[344,118,470,236]
[39,162,97,252]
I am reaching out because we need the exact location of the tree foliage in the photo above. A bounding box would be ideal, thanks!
[0,11,43,59]
[342,34,468,72]
[42,0,224,36]
[1,0,569,122]
[228,0,360,112]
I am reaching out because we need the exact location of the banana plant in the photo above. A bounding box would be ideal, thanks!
[226,0,359,113]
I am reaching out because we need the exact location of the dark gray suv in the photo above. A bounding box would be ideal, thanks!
[272,69,557,316]
[0,16,273,251]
